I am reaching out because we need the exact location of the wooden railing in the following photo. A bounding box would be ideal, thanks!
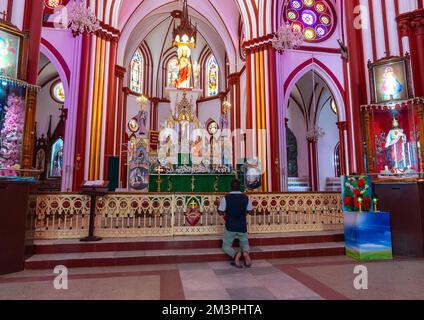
[27,192,344,239]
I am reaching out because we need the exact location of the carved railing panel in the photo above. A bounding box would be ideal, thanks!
[29,193,344,239]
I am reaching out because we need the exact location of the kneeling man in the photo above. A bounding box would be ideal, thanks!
[218,179,254,268]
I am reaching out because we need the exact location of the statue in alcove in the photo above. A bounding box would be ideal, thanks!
[286,127,298,177]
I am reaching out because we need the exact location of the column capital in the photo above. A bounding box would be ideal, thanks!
[228,73,240,86]
[411,10,424,35]
[123,87,131,95]
[115,65,126,79]
[336,121,348,131]
[150,97,161,105]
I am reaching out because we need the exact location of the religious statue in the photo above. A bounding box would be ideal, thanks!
[192,135,203,158]
[381,67,403,101]
[220,101,231,131]
[175,42,192,88]
[137,108,147,136]
[51,146,63,177]
[385,117,407,171]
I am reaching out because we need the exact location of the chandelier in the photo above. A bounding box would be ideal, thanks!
[67,0,100,37]
[306,127,325,142]
[272,23,304,52]
[172,0,197,48]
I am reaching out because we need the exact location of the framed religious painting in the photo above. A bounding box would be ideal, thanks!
[0,21,26,79]
[368,55,414,104]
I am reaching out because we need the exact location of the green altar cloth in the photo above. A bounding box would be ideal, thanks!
[149,174,237,192]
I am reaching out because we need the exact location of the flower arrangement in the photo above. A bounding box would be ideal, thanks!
[342,175,373,212]
[0,94,25,172]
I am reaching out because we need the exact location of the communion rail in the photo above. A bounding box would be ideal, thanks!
[27,192,344,239]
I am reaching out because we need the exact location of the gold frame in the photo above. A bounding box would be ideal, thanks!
[0,20,28,80]
[368,54,414,104]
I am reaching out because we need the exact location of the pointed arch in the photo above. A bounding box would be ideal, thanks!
[283,58,346,122]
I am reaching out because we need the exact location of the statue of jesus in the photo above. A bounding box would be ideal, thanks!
[385,118,407,171]
[175,44,192,88]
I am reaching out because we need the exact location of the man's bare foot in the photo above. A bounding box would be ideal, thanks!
[231,252,243,268]
[243,252,252,267]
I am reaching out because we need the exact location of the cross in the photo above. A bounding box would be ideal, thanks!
[189,200,197,209]
[0,11,8,21]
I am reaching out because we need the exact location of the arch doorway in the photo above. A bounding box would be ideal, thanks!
[34,52,67,191]
[286,70,342,192]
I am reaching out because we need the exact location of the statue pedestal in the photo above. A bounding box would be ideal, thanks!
[165,88,202,115]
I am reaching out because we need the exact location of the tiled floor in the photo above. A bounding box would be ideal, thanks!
[1,256,424,300]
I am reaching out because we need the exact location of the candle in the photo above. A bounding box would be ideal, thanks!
[373,197,379,212]
[357,196,363,212]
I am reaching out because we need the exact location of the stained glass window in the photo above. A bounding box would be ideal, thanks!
[207,56,218,96]
[130,49,143,93]
[45,0,62,10]
[51,80,65,103]
[284,0,336,42]
[167,58,179,88]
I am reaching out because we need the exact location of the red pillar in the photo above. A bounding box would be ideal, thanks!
[104,37,118,178]
[23,0,44,84]
[267,45,280,191]
[120,88,130,188]
[411,10,424,97]
[73,34,92,190]
[337,121,348,176]
[151,98,160,131]
[344,0,368,173]
[397,9,424,97]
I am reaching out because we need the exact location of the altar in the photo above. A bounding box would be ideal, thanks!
[125,15,237,193]
[149,173,237,193]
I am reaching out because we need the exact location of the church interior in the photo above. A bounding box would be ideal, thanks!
[1,0,424,301]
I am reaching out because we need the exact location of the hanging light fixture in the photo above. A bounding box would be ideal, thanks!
[67,0,100,37]
[272,0,304,52]
[306,65,325,142]
[172,0,197,48]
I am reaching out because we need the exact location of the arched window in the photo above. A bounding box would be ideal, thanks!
[130,49,143,93]
[167,58,179,88]
[284,0,336,42]
[206,56,219,96]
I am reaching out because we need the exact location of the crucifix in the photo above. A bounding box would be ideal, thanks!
[189,199,198,209]
[0,11,8,21]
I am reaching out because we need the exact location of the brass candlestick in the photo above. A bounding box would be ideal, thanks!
[357,196,363,212]
[191,175,196,192]
[214,176,218,192]
[155,166,162,193]
[373,197,379,212]
[167,176,172,192]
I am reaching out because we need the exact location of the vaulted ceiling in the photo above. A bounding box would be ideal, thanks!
[289,71,335,128]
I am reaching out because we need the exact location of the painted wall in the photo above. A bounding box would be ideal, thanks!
[317,102,339,191]
[36,78,63,138]
[197,98,221,125]
[286,103,309,179]
[125,94,151,137]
